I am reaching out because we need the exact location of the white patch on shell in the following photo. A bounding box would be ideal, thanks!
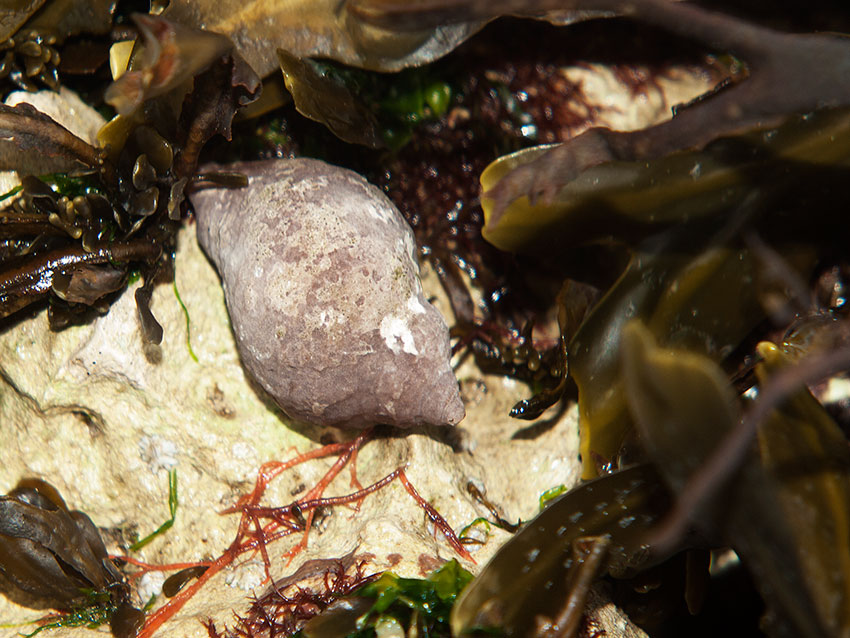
[403,233,418,263]
[364,199,396,224]
[407,295,426,315]
[286,175,329,196]
[316,308,346,329]
[380,315,418,355]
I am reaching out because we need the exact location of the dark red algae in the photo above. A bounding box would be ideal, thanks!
[365,18,719,324]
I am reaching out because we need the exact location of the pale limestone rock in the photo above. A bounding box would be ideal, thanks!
[0,225,586,638]
[559,63,715,135]
[192,158,464,429]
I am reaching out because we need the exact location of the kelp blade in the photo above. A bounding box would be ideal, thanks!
[451,464,672,637]
[568,229,815,478]
[621,323,850,637]
[752,342,850,637]
[480,109,850,254]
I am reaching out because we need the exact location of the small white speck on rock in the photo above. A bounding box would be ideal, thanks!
[137,571,165,603]
[138,434,179,472]
[224,559,266,592]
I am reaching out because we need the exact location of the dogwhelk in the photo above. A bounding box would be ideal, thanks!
[193,158,464,429]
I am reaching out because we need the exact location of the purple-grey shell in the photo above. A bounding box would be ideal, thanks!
[192,158,465,429]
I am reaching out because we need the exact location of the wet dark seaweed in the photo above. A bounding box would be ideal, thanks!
[0,11,260,334]
[0,479,143,637]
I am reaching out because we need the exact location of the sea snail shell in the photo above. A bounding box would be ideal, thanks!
[192,158,465,429]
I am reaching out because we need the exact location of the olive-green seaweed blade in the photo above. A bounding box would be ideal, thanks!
[480,109,850,254]
[621,322,842,638]
[753,342,850,637]
[450,464,672,637]
[571,238,778,479]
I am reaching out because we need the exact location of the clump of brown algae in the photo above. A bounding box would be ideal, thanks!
[192,158,465,429]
